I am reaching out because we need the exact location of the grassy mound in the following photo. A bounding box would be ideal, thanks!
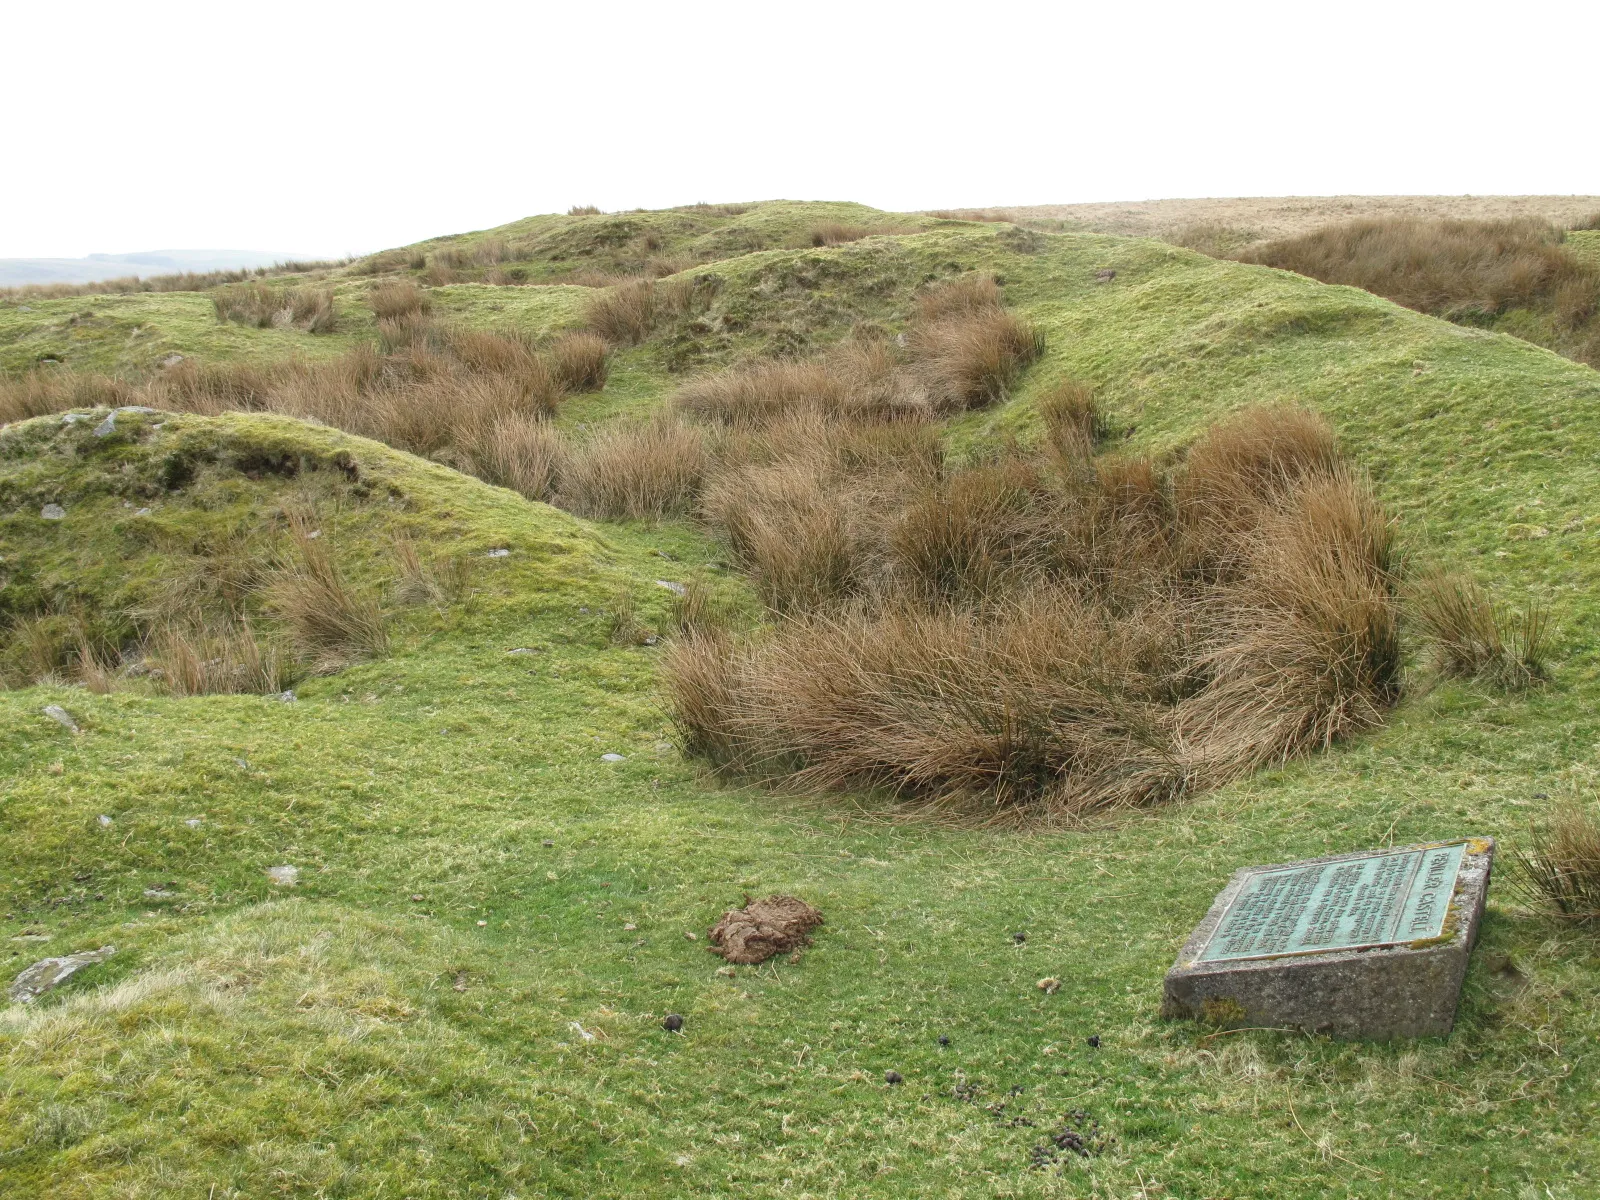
[3,201,1599,1197]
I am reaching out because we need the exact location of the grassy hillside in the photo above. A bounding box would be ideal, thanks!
[2,203,1598,1198]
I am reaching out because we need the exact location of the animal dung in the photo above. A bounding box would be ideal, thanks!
[707,894,824,965]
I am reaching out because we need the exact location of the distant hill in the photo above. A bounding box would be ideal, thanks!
[0,248,321,287]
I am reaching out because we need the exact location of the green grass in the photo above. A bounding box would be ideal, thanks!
[3,204,1599,1198]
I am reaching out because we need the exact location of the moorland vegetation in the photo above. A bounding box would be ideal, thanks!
[1,199,1598,1198]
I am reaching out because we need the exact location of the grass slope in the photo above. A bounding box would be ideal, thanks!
[2,205,1598,1199]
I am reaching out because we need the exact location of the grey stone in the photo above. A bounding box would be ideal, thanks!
[158,353,185,368]
[93,411,117,437]
[655,580,687,596]
[42,704,79,732]
[40,503,65,520]
[485,547,510,558]
[266,865,299,886]
[10,946,115,1003]
[277,689,297,703]
[601,753,626,762]
[1162,838,1494,1040]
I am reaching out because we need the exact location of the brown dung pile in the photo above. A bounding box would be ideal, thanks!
[708,895,825,964]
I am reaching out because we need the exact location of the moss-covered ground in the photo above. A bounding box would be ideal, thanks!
[1,203,1597,1198]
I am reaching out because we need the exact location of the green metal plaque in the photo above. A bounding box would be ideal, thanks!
[1197,842,1468,963]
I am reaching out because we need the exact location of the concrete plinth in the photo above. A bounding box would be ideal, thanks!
[1162,839,1494,1040]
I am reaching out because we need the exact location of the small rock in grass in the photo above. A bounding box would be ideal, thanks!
[885,1070,903,1085]
[506,647,538,655]
[542,840,554,848]
[42,705,79,733]
[277,690,297,703]
[655,580,686,595]
[266,865,299,887]
[158,353,185,367]
[938,1034,951,1046]
[9,946,115,1003]
[683,931,698,941]
[410,894,425,902]
[663,1012,684,1032]
[1086,1035,1101,1049]
[97,815,113,828]
[1094,268,1117,282]
[476,920,487,927]
[185,818,203,828]
[143,888,174,899]
[1037,977,1061,994]
[485,548,510,558]
[1012,931,1027,944]
[601,753,625,762]
[715,965,736,977]
[93,412,117,437]
[232,757,249,770]
[623,922,637,931]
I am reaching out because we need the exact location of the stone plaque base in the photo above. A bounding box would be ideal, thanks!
[1162,838,1494,1040]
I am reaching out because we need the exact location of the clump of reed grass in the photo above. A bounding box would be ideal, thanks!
[1240,218,1600,331]
[214,285,337,333]
[562,418,708,520]
[265,514,388,670]
[550,331,609,392]
[668,403,1404,818]
[1506,802,1600,920]
[1412,572,1549,689]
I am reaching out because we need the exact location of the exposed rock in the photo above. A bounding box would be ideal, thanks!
[266,865,299,886]
[601,753,626,762]
[708,894,824,965]
[40,503,65,520]
[1094,269,1117,282]
[655,580,687,595]
[42,704,79,732]
[93,412,117,437]
[485,548,511,558]
[10,946,115,1003]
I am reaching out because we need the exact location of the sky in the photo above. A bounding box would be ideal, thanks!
[5,0,1597,259]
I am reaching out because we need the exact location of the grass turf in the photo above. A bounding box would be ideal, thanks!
[2,205,1598,1198]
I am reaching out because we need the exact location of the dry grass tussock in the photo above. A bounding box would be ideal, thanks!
[1411,572,1548,689]
[1,322,579,502]
[214,284,338,333]
[1,515,403,696]
[561,417,707,520]
[666,402,1406,819]
[1239,218,1600,332]
[584,276,718,345]
[1507,802,1600,920]
[808,224,916,247]
[0,260,346,301]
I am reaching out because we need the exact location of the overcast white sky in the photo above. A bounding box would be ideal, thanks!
[4,0,1597,259]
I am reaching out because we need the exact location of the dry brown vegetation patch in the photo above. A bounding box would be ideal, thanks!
[665,386,1403,819]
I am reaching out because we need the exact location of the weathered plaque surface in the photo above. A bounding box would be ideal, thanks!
[1163,839,1493,1040]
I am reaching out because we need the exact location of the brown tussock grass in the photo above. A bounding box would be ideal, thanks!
[668,404,1402,819]
[1507,802,1600,921]
[550,331,609,392]
[1239,218,1600,329]
[1411,572,1549,689]
[369,281,431,320]
[911,308,1044,411]
[585,279,658,345]
[562,417,708,520]
[265,514,388,670]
